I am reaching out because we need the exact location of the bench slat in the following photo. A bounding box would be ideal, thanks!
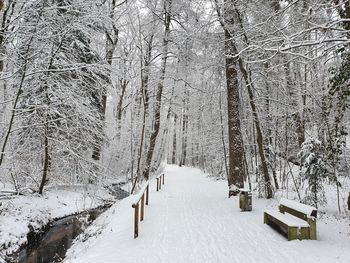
[280,198,317,217]
[264,210,309,228]
[265,213,289,234]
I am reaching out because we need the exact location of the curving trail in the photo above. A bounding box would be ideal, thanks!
[65,165,350,263]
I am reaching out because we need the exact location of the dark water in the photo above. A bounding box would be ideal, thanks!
[14,208,105,263]
[8,186,129,263]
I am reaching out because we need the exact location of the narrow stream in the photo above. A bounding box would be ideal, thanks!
[8,185,129,263]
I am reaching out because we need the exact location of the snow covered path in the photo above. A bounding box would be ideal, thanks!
[65,165,350,263]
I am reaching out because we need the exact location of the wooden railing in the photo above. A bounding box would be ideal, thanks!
[131,182,149,238]
[131,173,166,239]
[156,173,164,191]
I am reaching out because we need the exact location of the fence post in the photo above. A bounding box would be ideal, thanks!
[141,193,145,221]
[146,184,149,205]
[156,178,159,191]
[133,203,139,238]
[162,174,164,185]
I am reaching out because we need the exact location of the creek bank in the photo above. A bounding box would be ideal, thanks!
[6,185,129,263]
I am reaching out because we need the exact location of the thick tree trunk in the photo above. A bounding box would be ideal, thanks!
[220,0,245,193]
[231,5,273,197]
[225,35,245,191]
[142,0,172,180]
[225,65,245,192]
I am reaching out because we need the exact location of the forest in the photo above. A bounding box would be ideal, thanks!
[1,0,350,262]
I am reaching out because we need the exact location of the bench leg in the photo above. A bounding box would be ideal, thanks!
[264,212,268,224]
[287,227,298,241]
[288,226,310,241]
[308,219,317,240]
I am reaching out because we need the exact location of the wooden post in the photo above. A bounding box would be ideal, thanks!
[159,178,162,190]
[133,203,139,238]
[308,218,317,240]
[146,184,149,205]
[162,174,164,185]
[156,178,159,191]
[141,194,145,221]
[348,192,350,210]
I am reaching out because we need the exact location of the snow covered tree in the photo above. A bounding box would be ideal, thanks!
[141,0,172,183]
[212,0,246,195]
[2,0,109,192]
[298,137,328,208]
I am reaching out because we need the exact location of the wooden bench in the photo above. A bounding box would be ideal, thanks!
[264,198,317,241]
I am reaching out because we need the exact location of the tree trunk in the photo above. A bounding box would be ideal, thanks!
[39,123,50,194]
[263,62,273,145]
[0,4,41,167]
[0,64,27,167]
[130,30,155,192]
[219,90,229,180]
[142,0,172,180]
[156,77,176,166]
[221,0,245,193]
[0,0,17,71]
[239,61,273,198]
[270,0,280,12]
[232,5,273,198]
[263,62,279,191]
[116,78,128,133]
[172,114,177,164]
[92,0,120,161]
[142,36,153,115]
[179,88,189,167]
[132,100,147,193]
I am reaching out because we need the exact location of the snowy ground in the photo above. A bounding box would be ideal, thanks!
[64,165,350,263]
[0,184,114,261]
